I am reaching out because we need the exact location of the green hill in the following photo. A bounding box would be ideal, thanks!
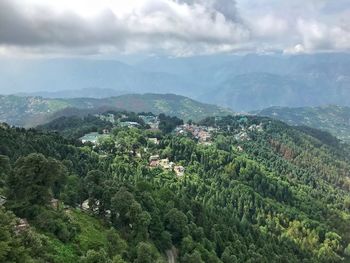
[0,94,232,127]
[1,113,350,262]
[256,105,350,142]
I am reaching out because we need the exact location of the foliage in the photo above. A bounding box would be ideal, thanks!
[1,113,350,262]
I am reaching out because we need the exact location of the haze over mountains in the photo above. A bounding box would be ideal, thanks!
[3,53,350,112]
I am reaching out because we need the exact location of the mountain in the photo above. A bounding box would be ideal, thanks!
[2,53,350,111]
[0,58,200,98]
[0,93,233,127]
[256,105,350,142]
[137,53,350,111]
[198,73,317,112]
[1,113,350,262]
[16,87,128,99]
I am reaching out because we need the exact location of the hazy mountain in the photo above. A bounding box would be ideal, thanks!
[137,53,350,111]
[256,105,350,142]
[0,59,199,97]
[2,53,350,111]
[16,87,127,99]
[0,93,233,127]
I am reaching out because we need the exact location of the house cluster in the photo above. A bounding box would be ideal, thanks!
[95,113,116,123]
[233,123,264,142]
[175,124,215,144]
[248,123,264,132]
[234,131,250,141]
[138,115,159,129]
[149,155,185,176]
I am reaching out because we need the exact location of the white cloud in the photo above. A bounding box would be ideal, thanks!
[0,0,349,57]
[297,19,350,52]
[251,15,289,39]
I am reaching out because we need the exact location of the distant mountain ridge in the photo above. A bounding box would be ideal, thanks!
[0,93,233,127]
[16,87,128,99]
[256,105,350,142]
[2,53,350,111]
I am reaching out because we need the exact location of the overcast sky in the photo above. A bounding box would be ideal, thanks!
[0,0,349,57]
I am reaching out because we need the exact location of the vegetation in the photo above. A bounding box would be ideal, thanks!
[257,105,350,143]
[1,112,350,262]
[0,94,232,127]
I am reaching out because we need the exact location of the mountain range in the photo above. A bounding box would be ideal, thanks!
[2,53,350,111]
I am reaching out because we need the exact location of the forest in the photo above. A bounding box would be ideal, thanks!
[1,112,350,263]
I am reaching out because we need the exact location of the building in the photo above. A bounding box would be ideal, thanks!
[159,158,174,170]
[148,138,159,145]
[80,132,109,145]
[149,155,160,161]
[174,166,185,176]
[149,160,160,167]
[15,219,29,234]
[149,155,160,167]
[0,195,6,206]
[120,121,141,128]
[50,198,60,210]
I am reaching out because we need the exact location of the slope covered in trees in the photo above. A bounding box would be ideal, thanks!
[256,105,350,143]
[0,112,350,262]
[0,94,232,127]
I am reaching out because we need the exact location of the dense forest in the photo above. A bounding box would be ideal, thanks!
[1,112,350,263]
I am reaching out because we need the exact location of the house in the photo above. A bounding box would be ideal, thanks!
[149,155,160,161]
[148,138,159,145]
[81,199,99,213]
[174,166,185,177]
[82,199,90,211]
[0,195,6,206]
[149,155,160,167]
[80,132,109,145]
[50,198,59,210]
[120,121,141,128]
[15,219,29,234]
[159,158,174,170]
[149,160,160,167]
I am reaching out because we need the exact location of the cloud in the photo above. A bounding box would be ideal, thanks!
[296,18,350,52]
[0,0,250,56]
[0,0,349,57]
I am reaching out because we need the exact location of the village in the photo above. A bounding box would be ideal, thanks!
[79,112,265,180]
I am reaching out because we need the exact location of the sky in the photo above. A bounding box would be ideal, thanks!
[0,0,350,58]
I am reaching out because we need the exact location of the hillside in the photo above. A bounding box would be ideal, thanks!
[256,105,350,142]
[0,94,232,127]
[1,113,350,262]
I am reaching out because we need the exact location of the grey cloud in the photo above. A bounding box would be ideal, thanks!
[0,0,250,56]
[0,0,349,57]
[212,0,240,22]
[0,1,126,47]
